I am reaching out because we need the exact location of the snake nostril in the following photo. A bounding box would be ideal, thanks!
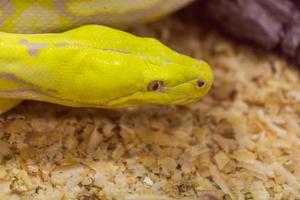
[148,80,164,91]
[197,80,206,88]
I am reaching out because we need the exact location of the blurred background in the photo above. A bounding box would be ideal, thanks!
[0,1,299,200]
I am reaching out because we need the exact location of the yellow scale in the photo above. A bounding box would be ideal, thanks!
[0,0,213,114]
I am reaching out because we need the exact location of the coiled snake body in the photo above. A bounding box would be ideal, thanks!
[0,0,213,114]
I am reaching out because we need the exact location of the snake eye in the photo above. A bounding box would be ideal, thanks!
[148,80,164,91]
[197,80,206,89]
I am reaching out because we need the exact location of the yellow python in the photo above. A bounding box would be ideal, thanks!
[0,0,213,114]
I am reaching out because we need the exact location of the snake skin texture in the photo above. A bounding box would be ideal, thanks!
[0,0,194,33]
[0,0,215,114]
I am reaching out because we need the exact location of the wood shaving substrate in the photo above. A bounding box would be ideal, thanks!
[0,15,300,200]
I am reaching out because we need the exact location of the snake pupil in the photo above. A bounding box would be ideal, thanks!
[197,80,206,88]
[148,80,164,91]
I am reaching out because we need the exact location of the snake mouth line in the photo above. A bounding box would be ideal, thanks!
[105,78,201,105]
[0,72,203,107]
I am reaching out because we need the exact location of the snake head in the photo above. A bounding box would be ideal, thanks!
[140,55,213,105]
[64,27,214,108]
[105,38,214,108]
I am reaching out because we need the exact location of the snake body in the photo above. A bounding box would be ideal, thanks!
[0,0,194,33]
[0,0,213,114]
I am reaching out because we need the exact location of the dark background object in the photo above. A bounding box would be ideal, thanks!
[195,0,300,65]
